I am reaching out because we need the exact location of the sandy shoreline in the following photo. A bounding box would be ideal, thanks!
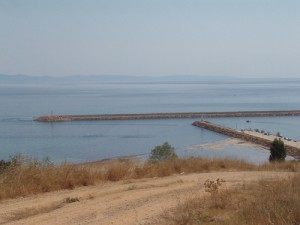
[185,138,265,152]
[78,134,298,167]
[83,138,266,166]
[83,134,298,166]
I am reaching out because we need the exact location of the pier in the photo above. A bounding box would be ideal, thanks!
[35,110,300,122]
[192,121,300,159]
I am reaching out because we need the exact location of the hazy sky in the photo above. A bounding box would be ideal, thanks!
[1,0,300,77]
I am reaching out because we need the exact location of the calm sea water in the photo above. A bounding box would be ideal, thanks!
[1,78,300,163]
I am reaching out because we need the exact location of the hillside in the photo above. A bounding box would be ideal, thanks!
[0,171,295,225]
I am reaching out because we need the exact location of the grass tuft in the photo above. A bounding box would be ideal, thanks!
[64,197,80,204]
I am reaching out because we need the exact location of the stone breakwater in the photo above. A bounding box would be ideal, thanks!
[192,121,300,159]
[35,110,300,122]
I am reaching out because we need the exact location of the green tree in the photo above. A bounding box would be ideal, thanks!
[149,142,177,163]
[269,138,286,162]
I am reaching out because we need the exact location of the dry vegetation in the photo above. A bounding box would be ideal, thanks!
[0,156,98,200]
[0,155,299,202]
[160,173,300,225]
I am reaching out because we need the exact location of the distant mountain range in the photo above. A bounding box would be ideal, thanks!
[0,74,232,84]
[0,74,132,83]
[0,74,298,85]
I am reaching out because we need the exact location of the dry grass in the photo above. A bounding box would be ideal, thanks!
[231,173,300,225]
[160,173,300,225]
[0,155,299,201]
[133,157,257,179]
[0,157,100,200]
[258,160,300,172]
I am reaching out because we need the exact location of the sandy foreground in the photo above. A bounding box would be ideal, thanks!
[0,171,293,225]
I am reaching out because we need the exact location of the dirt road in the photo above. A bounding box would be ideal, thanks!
[0,171,292,225]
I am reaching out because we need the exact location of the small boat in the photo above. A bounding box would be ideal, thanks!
[246,120,251,123]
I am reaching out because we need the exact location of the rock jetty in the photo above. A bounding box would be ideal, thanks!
[192,120,300,159]
[35,110,300,122]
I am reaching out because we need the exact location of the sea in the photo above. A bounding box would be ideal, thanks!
[1,76,300,164]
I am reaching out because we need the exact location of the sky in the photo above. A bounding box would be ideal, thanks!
[1,0,300,77]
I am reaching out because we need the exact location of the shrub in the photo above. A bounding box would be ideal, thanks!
[269,138,286,162]
[149,142,177,163]
[0,160,11,173]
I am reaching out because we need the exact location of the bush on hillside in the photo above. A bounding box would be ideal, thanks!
[0,160,11,173]
[149,142,177,163]
[269,138,286,162]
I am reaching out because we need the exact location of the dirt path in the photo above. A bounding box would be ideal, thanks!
[0,171,293,225]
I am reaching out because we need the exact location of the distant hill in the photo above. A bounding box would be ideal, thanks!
[0,74,299,85]
[0,74,232,84]
[0,74,55,84]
